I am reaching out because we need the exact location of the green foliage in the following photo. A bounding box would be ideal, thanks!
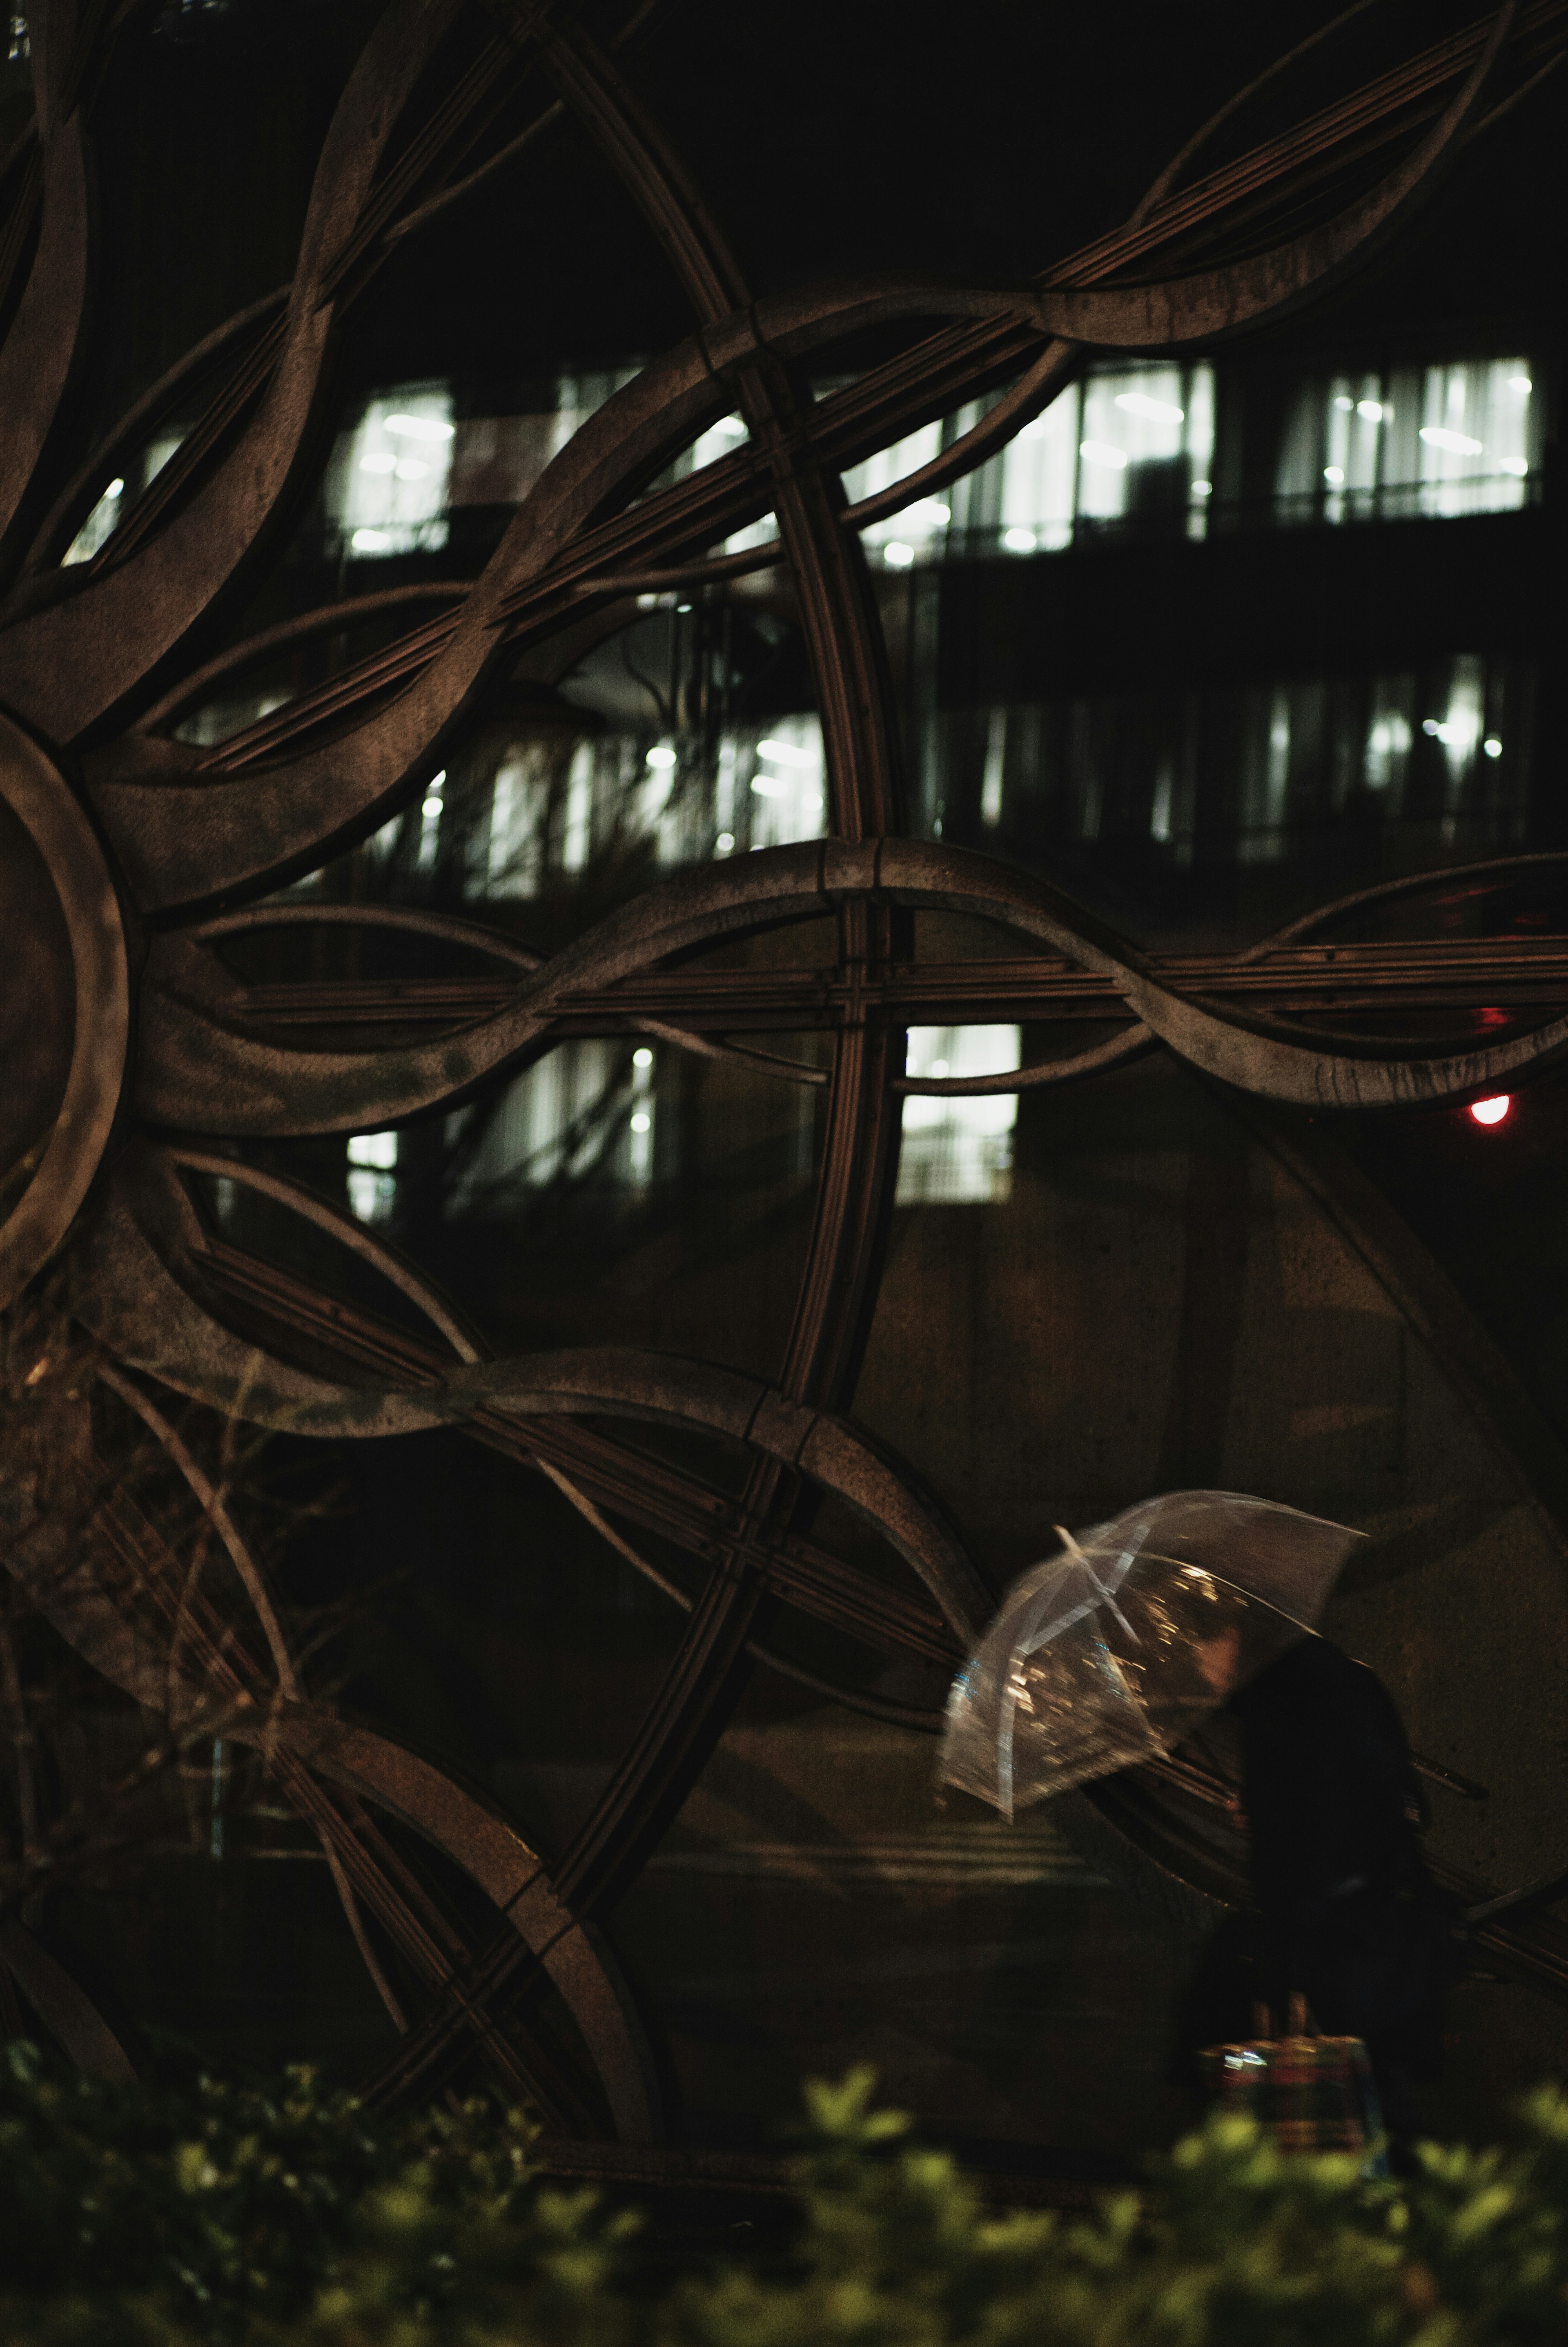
[4,2042,1568,2344]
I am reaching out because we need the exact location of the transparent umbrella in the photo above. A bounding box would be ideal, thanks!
[941,1491,1363,1818]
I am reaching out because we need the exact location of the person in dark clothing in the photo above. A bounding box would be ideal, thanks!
[1178,1628,1463,2149]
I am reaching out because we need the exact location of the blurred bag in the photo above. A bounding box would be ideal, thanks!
[1198,1995,1385,2164]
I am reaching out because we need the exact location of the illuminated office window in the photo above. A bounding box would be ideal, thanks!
[1276,359,1538,524]
[328,385,455,557]
[346,1130,398,1223]
[924,651,1530,869]
[844,421,950,570]
[897,1027,1021,1205]
[448,1041,634,1211]
[946,364,1215,555]
[469,716,828,900]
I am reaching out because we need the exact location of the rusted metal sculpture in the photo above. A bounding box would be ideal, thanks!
[2,0,1567,2131]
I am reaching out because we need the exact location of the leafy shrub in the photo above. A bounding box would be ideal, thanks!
[4,2042,1568,2343]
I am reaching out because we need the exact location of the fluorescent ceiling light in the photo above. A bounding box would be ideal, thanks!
[1078,440,1127,469]
[1114,391,1183,424]
[757,738,814,766]
[360,452,397,474]
[898,499,950,527]
[350,527,390,551]
[882,540,915,566]
[645,745,677,769]
[385,413,455,441]
[751,775,790,798]
[1419,426,1483,455]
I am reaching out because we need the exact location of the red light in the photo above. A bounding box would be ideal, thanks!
[1469,1095,1511,1127]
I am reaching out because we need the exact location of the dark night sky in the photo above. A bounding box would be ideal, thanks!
[85,0,1568,406]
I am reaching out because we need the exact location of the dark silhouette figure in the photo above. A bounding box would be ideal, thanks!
[1180,1634,1463,2148]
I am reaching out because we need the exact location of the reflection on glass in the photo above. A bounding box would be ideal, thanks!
[1276,359,1537,524]
[898,1026,1021,1204]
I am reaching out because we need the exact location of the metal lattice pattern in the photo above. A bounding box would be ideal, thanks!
[2,0,1567,2128]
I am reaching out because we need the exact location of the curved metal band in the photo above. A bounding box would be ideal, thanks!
[0,709,128,1308]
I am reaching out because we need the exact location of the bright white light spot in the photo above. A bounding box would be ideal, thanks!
[633,1048,654,1068]
[430,770,445,789]
[1334,396,1354,412]
[897,499,950,528]
[645,745,678,769]
[1510,375,1532,394]
[1002,527,1037,553]
[1500,457,1529,477]
[1484,737,1503,757]
[751,775,790,798]
[757,738,814,767]
[1356,400,1384,421]
[1114,391,1184,424]
[1422,719,1440,736]
[930,1060,949,1078]
[1420,426,1483,455]
[1323,466,1345,484]
[421,796,442,818]
[385,413,455,442]
[808,793,824,810]
[1469,1095,1510,1127]
[1079,440,1128,470]
[883,541,915,567]
[715,831,735,851]
[714,415,746,436]
[395,457,430,481]
[630,1112,651,1134]
[1192,480,1212,497]
[351,527,391,551]
[347,1131,398,1169]
[106,477,124,499]
[359,452,397,474]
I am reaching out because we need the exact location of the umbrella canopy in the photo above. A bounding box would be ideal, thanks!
[941,1491,1363,1818]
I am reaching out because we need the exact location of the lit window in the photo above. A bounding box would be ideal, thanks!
[448,1042,651,1208]
[330,386,454,557]
[1277,359,1537,525]
[346,1130,398,1223]
[466,716,828,903]
[953,363,1216,557]
[844,420,947,567]
[898,1027,1021,1205]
